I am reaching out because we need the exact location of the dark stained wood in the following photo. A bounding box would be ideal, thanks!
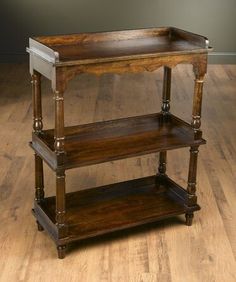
[55,169,67,258]
[57,245,67,259]
[158,66,172,178]
[34,154,44,204]
[35,175,200,244]
[192,70,205,139]
[55,169,67,239]
[31,70,45,230]
[35,27,169,45]
[54,90,65,153]
[161,66,171,114]
[28,27,211,91]
[186,146,200,226]
[31,113,206,170]
[34,27,208,66]
[170,27,208,48]
[28,27,210,258]
[185,63,206,225]
[31,71,43,133]
[158,151,167,175]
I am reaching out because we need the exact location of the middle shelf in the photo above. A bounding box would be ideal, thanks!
[30,113,206,170]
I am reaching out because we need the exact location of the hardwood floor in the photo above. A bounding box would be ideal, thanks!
[0,63,235,281]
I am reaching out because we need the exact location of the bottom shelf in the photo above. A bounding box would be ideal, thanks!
[34,175,200,244]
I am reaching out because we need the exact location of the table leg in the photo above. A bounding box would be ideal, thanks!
[185,66,206,225]
[158,67,171,178]
[54,87,67,258]
[31,71,44,231]
[54,90,65,153]
[56,169,67,258]
[57,245,67,259]
[186,146,199,226]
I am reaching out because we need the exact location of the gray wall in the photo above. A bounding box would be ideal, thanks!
[1,0,236,63]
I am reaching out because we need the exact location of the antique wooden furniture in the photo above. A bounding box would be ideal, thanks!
[27,27,211,259]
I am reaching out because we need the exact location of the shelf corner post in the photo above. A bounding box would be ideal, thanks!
[54,88,65,154]
[54,69,67,257]
[191,59,207,139]
[53,67,67,156]
[31,70,43,134]
[56,168,67,258]
[186,145,199,226]
[31,70,45,209]
[186,59,207,225]
[161,66,171,115]
[157,66,172,180]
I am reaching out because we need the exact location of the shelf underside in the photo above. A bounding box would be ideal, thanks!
[34,175,200,244]
[31,113,205,170]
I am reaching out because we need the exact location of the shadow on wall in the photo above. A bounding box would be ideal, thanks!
[0,0,236,63]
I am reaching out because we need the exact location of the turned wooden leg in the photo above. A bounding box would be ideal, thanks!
[192,65,206,139]
[54,90,65,154]
[31,71,45,230]
[56,169,67,237]
[55,170,67,258]
[185,64,206,226]
[53,84,67,256]
[185,146,199,226]
[158,151,167,175]
[157,67,171,180]
[161,66,171,114]
[32,71,44,203]
[57,245,67,259]
[31,71,43,134]
[34,154,44,204]
[36,220,44,231]
[185,213,194,226]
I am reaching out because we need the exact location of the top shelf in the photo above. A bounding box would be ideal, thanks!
[27,27,210,66]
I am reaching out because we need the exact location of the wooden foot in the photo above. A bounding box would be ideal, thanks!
[57,245,67,259]
[36,220,44,231]
[185,213,194,226]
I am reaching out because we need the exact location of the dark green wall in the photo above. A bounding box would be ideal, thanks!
[1,0,236,63]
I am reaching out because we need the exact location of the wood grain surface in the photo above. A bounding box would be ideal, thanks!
[0,64,235,281]
[35,175,199,244]
[31,113,205,170]
[34,27,207,64]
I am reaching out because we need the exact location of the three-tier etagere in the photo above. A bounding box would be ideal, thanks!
[27,27,211,258]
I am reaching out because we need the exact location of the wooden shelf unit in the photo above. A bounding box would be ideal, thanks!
[27,26,211,259]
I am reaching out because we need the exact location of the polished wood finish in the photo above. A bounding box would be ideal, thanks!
[27,27,210,91]
[34,154,44,204]
[30,113,205,170]
[27,27,210,258]
[55,169,67,258]
[185,65,206,223]
[33,175,199,244]
[161,66,171,114]
[54,90,65,153]
[1,63,236,280]
[34,27,208,65]
[186,146,199,226]
[31,70,45,230]
[158,66,171,178]
[31,71,43,133]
